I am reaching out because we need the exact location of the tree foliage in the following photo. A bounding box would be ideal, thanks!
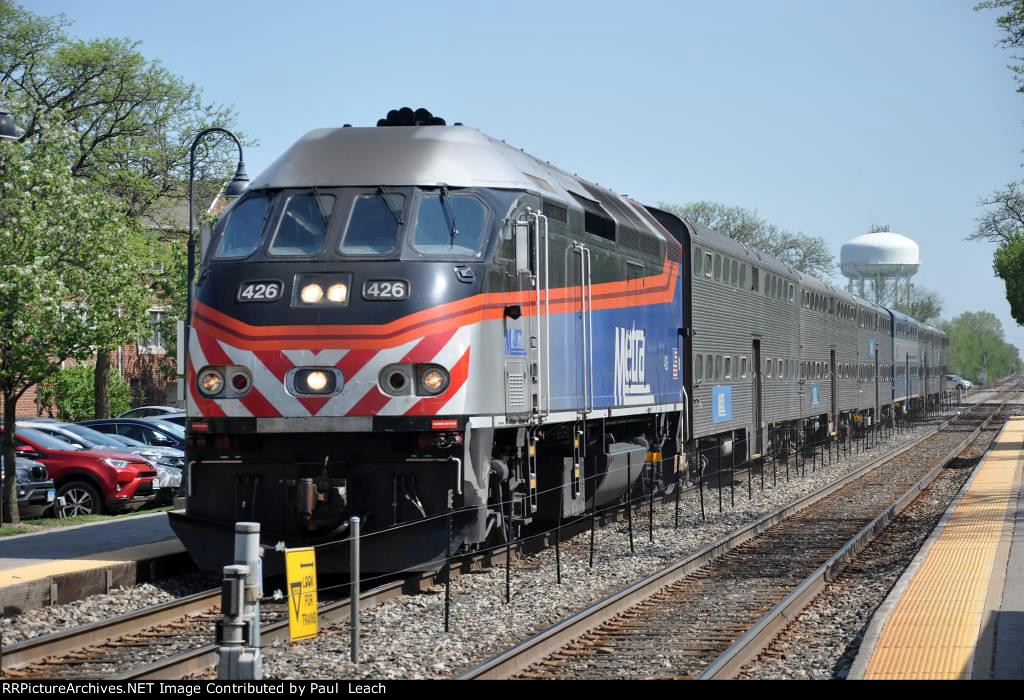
[939,311,1021,383]
[0,118,148,522]
[0,0,242,221]
[38,365,131,422]
[658,201,835,279]
[976,1,1024,93]
[0,0,246,416]
[974,3,1024,328]
[993,234,1024,324]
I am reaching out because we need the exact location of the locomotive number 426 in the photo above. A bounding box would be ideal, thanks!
[362,280,409,300]
[237,281,283,302]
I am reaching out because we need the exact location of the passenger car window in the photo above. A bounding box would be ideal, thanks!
[214,193,275,258]
[341,193,406,255]
[412,194,487,256]
[269,192,335,256]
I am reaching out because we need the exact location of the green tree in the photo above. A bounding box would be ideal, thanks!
[38,365,132,422]
[974,3,1024,327]
[0,118,148,523]
[658,201,835,278]
[976,1,1024,93]
[0,0,245,416]
[940,311,1021,384]
[993,235,1024,324]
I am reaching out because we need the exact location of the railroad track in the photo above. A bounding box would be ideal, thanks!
[2,382,1014,680]
[458,396,1016,679]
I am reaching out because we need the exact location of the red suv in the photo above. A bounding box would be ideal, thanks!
[6,426,157,516]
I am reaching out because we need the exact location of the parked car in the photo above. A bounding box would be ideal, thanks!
[20,421,182,505]
[155,412,186,427]
[117,406,181,419]
[2,426,157,516]
[1,455,55,519]
[945,374,973,390]
[80,418,185,450]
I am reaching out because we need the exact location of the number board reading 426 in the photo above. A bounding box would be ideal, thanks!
[362,280,409,300]
[237,280,283,302]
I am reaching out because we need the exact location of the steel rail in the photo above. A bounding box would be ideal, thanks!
[0,588,220,672]
[697,399,1009,679]
[456,401,1003,680]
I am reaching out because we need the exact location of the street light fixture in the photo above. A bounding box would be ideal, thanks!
[0,102,18,141]
[185,127,248,369]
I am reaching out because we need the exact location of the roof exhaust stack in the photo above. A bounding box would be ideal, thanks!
[376,106,447,127]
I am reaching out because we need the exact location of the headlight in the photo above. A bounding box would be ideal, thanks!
[102,458,133,469]
[417,365,450,395]
[300,283,324,304]
[198,368,225,396]
[326,283,348,303]
[293,368,338,394]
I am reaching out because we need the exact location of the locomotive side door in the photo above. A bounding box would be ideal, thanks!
[505,206,544,420]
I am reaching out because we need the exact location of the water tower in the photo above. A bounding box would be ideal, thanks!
[840,231,920,304]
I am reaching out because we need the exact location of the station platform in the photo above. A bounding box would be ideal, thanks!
[850,415,1024,680]
[0,512,187,616]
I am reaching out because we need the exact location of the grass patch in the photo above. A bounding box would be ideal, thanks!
[0,526,33,537]
[0,504,174,535]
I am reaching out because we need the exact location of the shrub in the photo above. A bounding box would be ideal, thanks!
[38,365,132,421]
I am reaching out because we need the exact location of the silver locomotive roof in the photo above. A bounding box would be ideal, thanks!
[249,125,664,240]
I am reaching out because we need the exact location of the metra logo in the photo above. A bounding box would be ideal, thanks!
[614,326,653,405]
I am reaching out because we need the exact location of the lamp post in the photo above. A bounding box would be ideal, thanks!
[0,101,16,531]
[185,128,248,377]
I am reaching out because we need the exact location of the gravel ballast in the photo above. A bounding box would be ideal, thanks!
[260,417,953,679]
[737,410,1016,680]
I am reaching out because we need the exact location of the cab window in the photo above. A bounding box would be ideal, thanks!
[340,193,406,255]
[412,194,488,256]
[268,192,335,256]
[214,192,276,259]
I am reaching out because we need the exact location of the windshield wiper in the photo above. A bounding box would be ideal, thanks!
[376,185,403,226]
[439,184,459,248]
[311,186,330,227]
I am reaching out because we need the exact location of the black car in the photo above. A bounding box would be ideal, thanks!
[1,455,55,519]
[78,418,185,450]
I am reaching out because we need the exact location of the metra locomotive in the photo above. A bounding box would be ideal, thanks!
[171,109,948,573]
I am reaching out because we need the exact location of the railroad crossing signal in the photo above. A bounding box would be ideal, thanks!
[285,547,318,641]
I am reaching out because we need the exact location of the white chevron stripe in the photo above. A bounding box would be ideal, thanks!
[438,381,469,415]
[319,338,423,416]
[186,332,210,416]
[376,327,472,416]
[218,341,310,417]
[282,349,348,367]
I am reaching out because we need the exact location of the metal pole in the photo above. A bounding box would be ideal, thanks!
[729,433,735,508]
[350,516,360,663]
[674,454,680,529]
[697,444,706,521]
[648,459,654,543]
[185,128,246,370]
[555,483,562,584]
[627,457,635,554]
[232,521,261,679]
[506,487,514,601]
[444,490,452,632]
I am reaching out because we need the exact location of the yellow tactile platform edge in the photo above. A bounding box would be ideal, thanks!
[863,416,1024,679]
[0,538,184,588]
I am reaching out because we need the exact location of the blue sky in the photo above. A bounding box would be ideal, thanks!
[25,0,1024,349]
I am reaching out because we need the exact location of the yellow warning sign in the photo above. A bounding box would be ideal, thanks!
[285,547,318,641]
